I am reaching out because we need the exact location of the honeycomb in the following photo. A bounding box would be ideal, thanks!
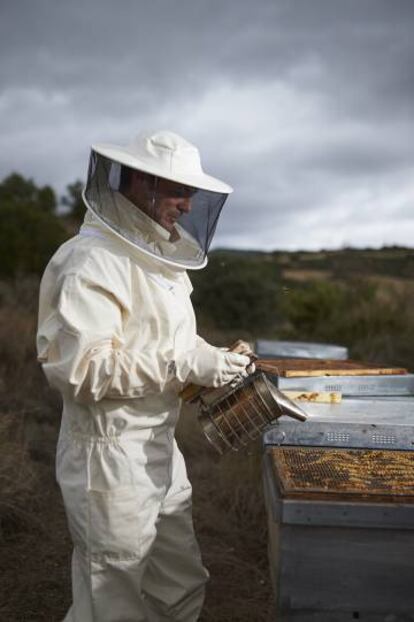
[271,446,414,502]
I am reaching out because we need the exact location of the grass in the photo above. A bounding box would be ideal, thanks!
[177,409,274,621]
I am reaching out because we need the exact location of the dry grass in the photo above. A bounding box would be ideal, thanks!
[282,268,332,282]
[0,413,41,539]
[365,274,414,302]
[0,277,44,399]
[177,408,274,620]
[0,277,58,544]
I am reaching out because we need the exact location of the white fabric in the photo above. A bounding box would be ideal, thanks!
[37,213,218,621]
[93,130,233,194]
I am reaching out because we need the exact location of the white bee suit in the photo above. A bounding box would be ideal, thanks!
[37,214,212,621]
[37,131,249,621]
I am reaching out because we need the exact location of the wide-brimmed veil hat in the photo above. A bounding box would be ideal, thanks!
[92,130,233,194]
[82,130,233,270]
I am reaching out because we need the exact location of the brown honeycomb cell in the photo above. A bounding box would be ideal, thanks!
[271,446,414,503]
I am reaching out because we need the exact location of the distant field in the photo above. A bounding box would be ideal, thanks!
[281,268,414,294]
[281,268,332,281]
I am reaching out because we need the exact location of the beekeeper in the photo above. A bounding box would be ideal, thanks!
[37,130,253,622]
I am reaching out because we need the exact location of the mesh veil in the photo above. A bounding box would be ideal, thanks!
[83,150,228,269]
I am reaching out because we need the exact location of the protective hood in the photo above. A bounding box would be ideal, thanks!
[83,131,232,270]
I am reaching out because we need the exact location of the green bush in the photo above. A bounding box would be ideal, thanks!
[0,173,68,278]
[0,173,56,214]
[61,180,85,223]
[191,253,281,334]
[0,202,68,277]
[280,279,414,368]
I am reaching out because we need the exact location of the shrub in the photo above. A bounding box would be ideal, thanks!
[0,173,68,278]
[280,278,414,368]
[191,253,281,335]
[0,201,67,277]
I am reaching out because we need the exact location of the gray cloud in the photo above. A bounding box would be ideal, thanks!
[1,0,414,250]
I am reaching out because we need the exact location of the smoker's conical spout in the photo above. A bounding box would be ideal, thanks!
[267,381,308,421]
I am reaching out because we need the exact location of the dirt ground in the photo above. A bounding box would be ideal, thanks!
[0,408,275,622]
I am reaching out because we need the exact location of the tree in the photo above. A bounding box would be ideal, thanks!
[0,173,57,214]
[62,180,85,222]
[0,173,67,277]
[191,253,282,334]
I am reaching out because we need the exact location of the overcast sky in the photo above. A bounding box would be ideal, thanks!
[1,0,414,250]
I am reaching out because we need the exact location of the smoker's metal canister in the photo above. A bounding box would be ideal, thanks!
[198,372,307,454]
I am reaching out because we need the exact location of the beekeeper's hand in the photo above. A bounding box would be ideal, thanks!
[175,346,251,388]
[246,361,256,375]
[224,340,257,375]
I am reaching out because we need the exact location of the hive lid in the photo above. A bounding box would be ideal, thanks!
[255,340,348,360]
[289,397,414,426]
[272,373,414,397]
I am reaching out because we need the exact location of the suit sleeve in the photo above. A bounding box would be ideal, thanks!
[39,270,176,403]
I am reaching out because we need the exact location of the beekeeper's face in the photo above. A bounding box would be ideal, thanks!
[127,171,196,233]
